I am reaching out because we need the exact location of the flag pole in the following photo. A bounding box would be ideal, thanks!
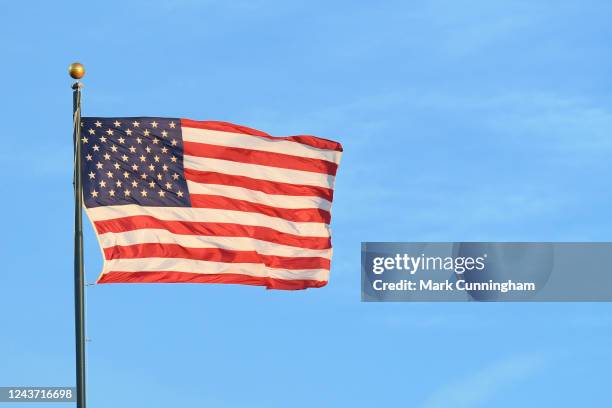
[69,62,87,408]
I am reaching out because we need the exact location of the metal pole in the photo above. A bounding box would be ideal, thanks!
[70,62,86,408]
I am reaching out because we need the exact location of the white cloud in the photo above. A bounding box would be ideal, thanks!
[420,353,547,408]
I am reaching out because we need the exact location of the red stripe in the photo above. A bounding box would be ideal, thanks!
[184,169,334,201]
[103,243,331,270]
[190,194,331,224]
[180,119,343,152]
[183,141,338,175]
[94,216,331,250]
[98,271,327,290]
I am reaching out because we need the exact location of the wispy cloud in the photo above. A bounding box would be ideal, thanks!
[287,87,612,240]
[420,353,547,408]
[377,312,494,330]
[420,0,539,57]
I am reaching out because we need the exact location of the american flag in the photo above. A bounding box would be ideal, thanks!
[80,117,342,290]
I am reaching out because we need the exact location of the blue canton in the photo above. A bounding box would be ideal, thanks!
[80,117,191,208]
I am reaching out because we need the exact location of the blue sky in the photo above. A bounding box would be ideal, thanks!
[1,0,612,406]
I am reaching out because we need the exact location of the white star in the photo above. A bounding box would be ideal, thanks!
[172,173,179,180]
[99,136,107,143]
[88,129,95,135]
[151,121,158,128]
[124,189,131,197]
[113,162,120,170]
[157,173,163,180]
[132,121,140,127]
[118,137,125,144]
[106,129,114,136]
[140,155,146,162]
[88,171,95,179]
[177,190,184,198]
[91,190,98,197]
[152,138,159,145]
[148,164,155,171]
[95,162,103,169]
[154,155,160,163]
[129,146,137,153]
[85,154,93,161]
[121,154,129,161]
[115,180,122,187]
[109,189,115,197]
[162,164,168,172]
[123,171,130,179]
[145,146,152,153]
[161,130,168,137]
[148,181,155,188]
[143,129,150,137]
[103,153,111,160]
[165,182,172,189]
[81,137,88,144]
[106,171,114,178]
[99,180,107,188]
[111,145,118,152]
[131,164,139,171]
[141,173,148,179]
[158,190,165,197]
[136,137,142,144]
[126,129,133,136]
[95,121,102,127]
[141,189,148,197]
[131,180,138,188]
[171,139,177,146]
[92,145,100,152]
[161,147,168,154]
[170,156,177,163]
[169,121,176,128]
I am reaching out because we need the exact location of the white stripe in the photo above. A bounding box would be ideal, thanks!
[184,156,335,189]
[186,181,332,211]
[102,257,329,281]
[87,204,329,237]
[182,126,341,164]
[98,229,333,259]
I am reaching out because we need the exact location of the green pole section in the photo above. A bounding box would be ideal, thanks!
[72,80,86,408]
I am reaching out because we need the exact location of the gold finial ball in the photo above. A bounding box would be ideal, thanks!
[68,62,85,79]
